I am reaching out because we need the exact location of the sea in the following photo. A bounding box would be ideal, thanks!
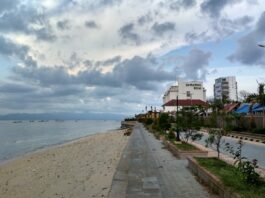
[0,120,121,163]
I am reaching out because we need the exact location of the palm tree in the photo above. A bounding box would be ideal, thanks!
[257,83,265,115]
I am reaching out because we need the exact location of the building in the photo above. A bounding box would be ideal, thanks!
[214,76,238,101]
[162,80,207,112]
[162,99,208,112]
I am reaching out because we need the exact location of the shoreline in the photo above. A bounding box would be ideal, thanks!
[0,128,121,166]
[0,129,129,198]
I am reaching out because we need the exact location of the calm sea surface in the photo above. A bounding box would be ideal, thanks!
[0,120,121,162]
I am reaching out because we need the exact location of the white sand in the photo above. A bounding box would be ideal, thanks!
[0,130,129,198]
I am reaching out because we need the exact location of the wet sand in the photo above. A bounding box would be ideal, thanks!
[0,130,129,198]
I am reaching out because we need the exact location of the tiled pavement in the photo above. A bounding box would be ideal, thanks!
[108,123,216,198]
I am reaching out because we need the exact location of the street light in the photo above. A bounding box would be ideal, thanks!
[176,95,180,141]
[175,92,186,141]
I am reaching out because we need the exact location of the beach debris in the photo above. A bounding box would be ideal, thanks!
[124,128,132,136]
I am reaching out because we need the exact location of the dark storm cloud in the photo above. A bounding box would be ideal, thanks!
[180,49,211,80]
[57,20,70,30]
[13,56,175,90]
[119,23,140,44]
[170,0,196,11]
[151,22,175,36]
[84,20,99,29]
[200,0,242,18]
[228,12,265,66]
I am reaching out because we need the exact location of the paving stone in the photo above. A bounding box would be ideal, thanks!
[108,123,216,198]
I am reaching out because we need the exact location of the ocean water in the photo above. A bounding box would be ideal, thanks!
[0,120,121,162]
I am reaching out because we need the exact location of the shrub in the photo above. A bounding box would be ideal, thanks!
[145,118,153,125]
[225,140,261,185]
[168,129,175,140]
[252,128,265,134]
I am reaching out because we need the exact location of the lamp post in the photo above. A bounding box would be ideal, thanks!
[258,44,265,126]
[176,95,180,141]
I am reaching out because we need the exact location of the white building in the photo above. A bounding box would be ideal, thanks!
[214,76,238,101]
[162,80,207,112]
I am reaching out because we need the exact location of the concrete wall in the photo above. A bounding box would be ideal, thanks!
[188,157,239,198]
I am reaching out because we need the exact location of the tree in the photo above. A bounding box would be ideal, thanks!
[205,112,232,158]
[257,83,265,114]
[158,113,171,131]
[205,128,227,159]
[178,107,203,143]
[246,93,257,103]
[239,90,251,102]
[211,99,224,112]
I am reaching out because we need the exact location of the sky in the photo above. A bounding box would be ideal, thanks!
[0,0,265,118]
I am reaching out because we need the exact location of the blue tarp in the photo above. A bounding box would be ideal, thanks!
[235,103,265,113]
[253,105,265,112]
[235,103,250,114]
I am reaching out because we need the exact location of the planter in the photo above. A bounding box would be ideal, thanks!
[163,140,208,159]
[187,157,239,198]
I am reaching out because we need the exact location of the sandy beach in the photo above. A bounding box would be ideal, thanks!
[0,129,129,198]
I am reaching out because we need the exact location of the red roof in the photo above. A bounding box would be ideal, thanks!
[223,103,239,112]
[163,99,208,107]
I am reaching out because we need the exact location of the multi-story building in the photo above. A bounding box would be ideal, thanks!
[162,80,207,112]
[214,76,238,101]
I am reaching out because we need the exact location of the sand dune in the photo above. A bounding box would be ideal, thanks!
[0,130,129,198]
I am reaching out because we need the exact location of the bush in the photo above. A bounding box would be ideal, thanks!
[167,129,175,140]
[145,118,153,125]
[230,126,247,132]
[252,128,265,134]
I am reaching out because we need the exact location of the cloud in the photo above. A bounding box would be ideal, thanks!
[0,4,56,42]
[84,20,99,29]
[200,0,242,18]
[170,0,196,11]
[185,31,210,43]
[0,82,37,93]
[211,15,254,37]
[228,12,265,66]
[119,23,140,44]
[57,19,70,30]
[0,0,18,14]
[12,55,175,90]
[0,36,39,68]
[137,13,153,25]
[95,56,121,66]
[179,49,212,80]
[151,22,175,36]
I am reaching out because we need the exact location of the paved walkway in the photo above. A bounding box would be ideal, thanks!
[108,123,215,198]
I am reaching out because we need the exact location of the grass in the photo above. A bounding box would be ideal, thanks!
[174,142,198,151]
[195,157,265,198]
